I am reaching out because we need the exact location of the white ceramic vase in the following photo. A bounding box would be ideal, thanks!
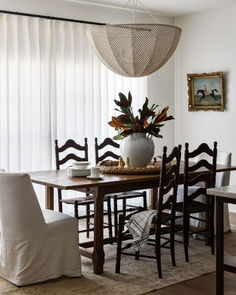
[120,133,154,167]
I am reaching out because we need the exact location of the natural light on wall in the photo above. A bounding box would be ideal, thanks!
[0,14,147,209]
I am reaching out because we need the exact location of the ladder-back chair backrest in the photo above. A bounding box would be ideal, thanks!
[194,150,231,187]
[95,137,120,164]
[184,142,217,203]
[157,145,182,222]
[55,138,88,169]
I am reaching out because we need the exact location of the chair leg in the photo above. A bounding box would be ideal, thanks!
[107,197,113,238]
[155,228,162,278]
[58,189,63,212]
[205,197,210,246]
[114,196,118,237]
[86,204,90,238]
[74,200,79,242]
[122,198,126,216]
[210,197,215,255]
[74,200,79,218]
[116,214,125,273]
[183,213,189,262]
[143,191,147,210]
[135,251,140,260]
[170,218,176,267]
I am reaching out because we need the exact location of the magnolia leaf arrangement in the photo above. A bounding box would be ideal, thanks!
[108,92,174,140]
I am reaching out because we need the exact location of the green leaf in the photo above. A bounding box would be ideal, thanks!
[114,108,123,113]
[119,106,134,122]
[151,103,159,111]
[165,115,175,121]
[113,134,123,140]
[128,91,132,106]
[123,123,135,130]
[153,123,165,128]
[152,134,163,138]
[114,99,124,108]
[142,97,149,111]
[117,114,132,124]
[118,92,130,107]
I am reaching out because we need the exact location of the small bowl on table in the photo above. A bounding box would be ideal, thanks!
[72,161,90,170]
[67,161,91,177]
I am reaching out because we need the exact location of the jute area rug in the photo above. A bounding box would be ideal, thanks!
[1,229,236,295]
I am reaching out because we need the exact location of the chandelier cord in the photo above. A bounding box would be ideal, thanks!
[132,0,138,24]
[107,0,132,24]
[137,0,160,23]
[107,0,159,25]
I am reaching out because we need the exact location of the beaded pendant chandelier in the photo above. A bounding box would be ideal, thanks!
[88,1,182,77]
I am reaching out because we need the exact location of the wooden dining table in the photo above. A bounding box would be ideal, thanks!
[29,162,236,274]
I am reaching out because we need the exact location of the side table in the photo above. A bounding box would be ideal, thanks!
[207,185,236,295]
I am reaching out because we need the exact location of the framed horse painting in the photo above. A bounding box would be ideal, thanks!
[187,72,224,111]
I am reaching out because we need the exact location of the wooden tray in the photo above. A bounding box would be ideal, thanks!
[98,160,163,175]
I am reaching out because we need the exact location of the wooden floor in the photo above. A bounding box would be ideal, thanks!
[146,272,236,295]
[147,213,236,295]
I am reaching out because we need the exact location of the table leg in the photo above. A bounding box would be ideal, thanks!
[45,186,54,210]
[150,188,158,209]
[93,187,105,274]
[216,197,224,295]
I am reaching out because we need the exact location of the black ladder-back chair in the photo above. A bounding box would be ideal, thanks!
[55,138,112,238]
[176,142,217,262]
[115,145,182,278]
[95,137,147,236]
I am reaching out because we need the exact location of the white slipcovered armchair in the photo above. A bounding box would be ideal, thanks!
[0,173,81,286]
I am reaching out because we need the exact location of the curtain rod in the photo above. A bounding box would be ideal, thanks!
[0,10,105,25]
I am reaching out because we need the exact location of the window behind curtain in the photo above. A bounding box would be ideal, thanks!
[0,14,147,209]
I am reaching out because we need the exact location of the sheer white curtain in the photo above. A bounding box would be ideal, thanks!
[0,14,147,208]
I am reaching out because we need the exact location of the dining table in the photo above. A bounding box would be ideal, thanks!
[29,162,236,274]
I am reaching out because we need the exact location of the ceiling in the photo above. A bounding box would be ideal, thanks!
[68,0,236,16]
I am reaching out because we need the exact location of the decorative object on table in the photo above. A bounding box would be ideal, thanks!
[187,72,224,111]
[108,92,174,167]
[118,157,125,168]
[151,156,162,165]
[120,133,155,167]
[98,160,169,175]
[124,157,130,168]
[88,1,181,77]
[100,160,120,166]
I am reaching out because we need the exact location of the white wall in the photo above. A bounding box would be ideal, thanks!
[147,54,175,155]
[175,5,236,210]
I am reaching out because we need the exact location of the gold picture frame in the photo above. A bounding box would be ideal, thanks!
[187,72,224,111]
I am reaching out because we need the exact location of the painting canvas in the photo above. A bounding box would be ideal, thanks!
[187,72,224,111]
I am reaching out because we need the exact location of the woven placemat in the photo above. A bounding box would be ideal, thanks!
[98,160,163,175]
